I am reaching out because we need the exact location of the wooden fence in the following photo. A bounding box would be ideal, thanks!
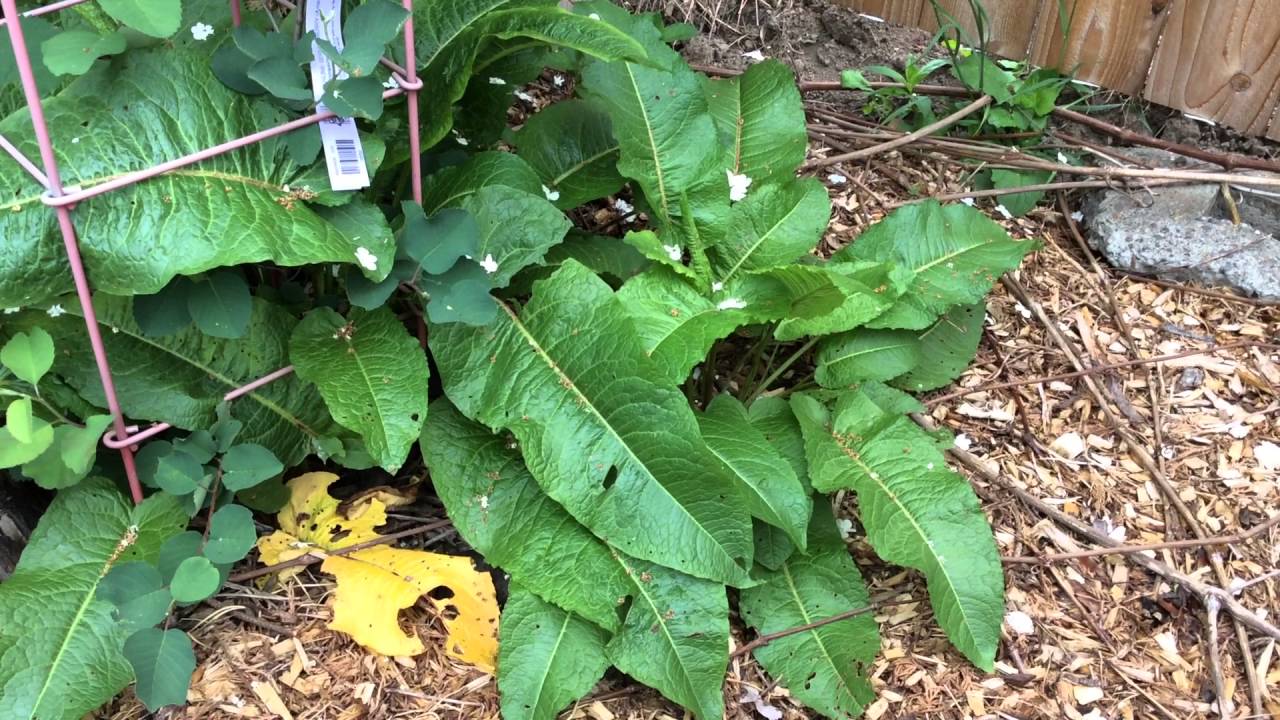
[833,0,1280,140]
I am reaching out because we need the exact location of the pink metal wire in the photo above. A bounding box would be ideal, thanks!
[4,0,426,503]
[0,132,50,187]
[103,366,297,449]
[0,0,92,27]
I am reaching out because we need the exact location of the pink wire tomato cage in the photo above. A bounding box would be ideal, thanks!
[1,0,425,504]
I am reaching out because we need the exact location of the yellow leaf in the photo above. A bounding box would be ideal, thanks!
[253,472,499,672]
[323,545,499,671]
[277,471,386,548]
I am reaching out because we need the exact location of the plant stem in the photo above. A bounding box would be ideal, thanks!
[752,337,818,399]
[0,387,81,427]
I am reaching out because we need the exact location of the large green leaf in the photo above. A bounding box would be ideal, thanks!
[814,328,922,388]
[699,394,811,549]
[414,2,648,150]
[772,261,913,342]
[459,185,572,288]
[580,21,719,222]
[422,399,730,719]
[290,307,429,473]
[123,628,196,711]
[704,59,807,183]
[421,399,630,632]
[892,302,986,392]
[430,261,753,586]
[498,585,610,720]
[708,178,830,285]
[0,479,185,720]
[25,297,335,466]
[0,49,393,307]
[607,554,729,720]
[739,501,879,720]
[833,201,1033,330]
[616,265,846,384]
[514,100,624,210]
[791,391,1003,669]
[422,151,543,214]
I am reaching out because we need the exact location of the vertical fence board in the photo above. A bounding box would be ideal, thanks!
[915,0,1042,59]
[1145,0,1280,137]
[1028,0,1170,95]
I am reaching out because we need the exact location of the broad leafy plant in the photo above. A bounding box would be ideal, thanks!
[0,0,1035,718]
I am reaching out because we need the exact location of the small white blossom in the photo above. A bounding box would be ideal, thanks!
[711,281,724,292]
[726,170,752,202]
[71,137,80,144]
[542,184,560,202]
[453,132,470,146]
[190,22,215,41]
[479,254,499,274]
[960,197,976,207]
[479,495,490,510]
[46,304,65,318]
[614,198,635,217]
[382,77,399,89]
[994,204,1013,220]
[1006,611,1035,635]
[742,49,766,63]
[717,297,747,311]
[553,74,566,87]
[354,246,378,271]
[827,172,847,185]
[1057,151,1069,164]
[488,77,507,85]
[835,517,854,539]
[1014,302,1032,319]
[514,89,536,103]
[1071,210,1085,222]
[2,307,18,314]
[662,244,682,262]
[954,433,972,451]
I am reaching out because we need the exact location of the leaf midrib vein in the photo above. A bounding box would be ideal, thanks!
[780,562,860,705]
[625,63,670,219]
[496,300,730,565]
[718,189,810,284]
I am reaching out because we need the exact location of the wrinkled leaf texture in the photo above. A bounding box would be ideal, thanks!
[0,48,393,307]
[430,261,753,587]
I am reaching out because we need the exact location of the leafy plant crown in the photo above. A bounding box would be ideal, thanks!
[0,0,1036,718]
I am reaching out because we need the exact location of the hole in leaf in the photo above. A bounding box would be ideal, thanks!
[602,466,619,490]
[427,586,455,601]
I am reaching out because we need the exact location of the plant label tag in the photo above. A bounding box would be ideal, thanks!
[306,0,370,191]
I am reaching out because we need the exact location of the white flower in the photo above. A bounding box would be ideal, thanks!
[960,197,976,207]
[514,89,536,103]
[2,307,18,314]
[453,132,470,147]
[954,433,972,451]
[717,297,747,310]
[542,184,560,202]
[478,495,490,510]
[1071,210,1085,222]
[71,137,79,144]
[1256,441,1280,470]
[662,244,682,262]
[354,246,378,271]
[46,304,65,318]
[553,74,566,87]
[726,170,752,202]
[742,49,766,63]
[1005,610,1035,635]
[382,77,399,89]
[479,254,499,274]
[994,204,1013,220]
[488,77,506,85]
[835,517,854,539]
[614,198,634,216]
[711,281,724,292]
[1057,151,1070,164]
[190,22,214,41]
[827,172,847,185]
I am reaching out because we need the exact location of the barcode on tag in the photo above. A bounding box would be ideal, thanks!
[307,0,369,191]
